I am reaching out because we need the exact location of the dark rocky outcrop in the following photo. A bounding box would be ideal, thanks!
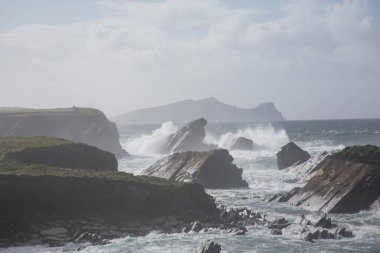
[5,142,117,171]
[143,149,248,189]
[0,107,128,158]
[0,137,220,247]
[161,118,214,154]
[288,145,380,213]
[230,137,254,150]
[194,240,221,253]
[113,97,285,125]
[276,142,311,170]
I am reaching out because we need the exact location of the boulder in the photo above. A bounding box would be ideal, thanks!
[288,145,380,213]
[143,149,248,188]
[276,142,311,170]
[0,107,128,158]
[194,240,221,253]
[230,137,254,150]
[161,118,214,154]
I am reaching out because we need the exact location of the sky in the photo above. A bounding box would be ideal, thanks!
[0,0,379,120]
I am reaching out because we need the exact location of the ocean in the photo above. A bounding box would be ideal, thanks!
[3,119,380,253]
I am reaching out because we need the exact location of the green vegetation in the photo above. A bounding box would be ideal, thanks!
[0,136,185,190]
[333,145,380,166]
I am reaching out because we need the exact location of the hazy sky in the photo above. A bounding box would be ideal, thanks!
[0,0,379,120]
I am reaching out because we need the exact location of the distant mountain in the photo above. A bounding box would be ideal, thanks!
[113,97,285,125]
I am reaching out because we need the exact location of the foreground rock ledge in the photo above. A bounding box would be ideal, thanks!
[143,149,249,189]
[288,145,380,213]
[0,137,218,247]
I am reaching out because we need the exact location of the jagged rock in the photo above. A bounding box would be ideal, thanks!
[161,118,215,153]
[267,218,291,230]
[194,240,221,253]
[288,145,380,213]
[143,149,248,188]
[228,226,248,236]
[270,229,282,235]
[266,187,300,202]
[230,137,254,150]
[335,226,354,238]
[276,142,311,170]
[0,107,128,158]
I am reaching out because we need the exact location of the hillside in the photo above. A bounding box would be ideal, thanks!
[113,97,285,125]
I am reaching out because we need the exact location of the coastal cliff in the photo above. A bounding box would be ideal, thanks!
[0,107,128,158]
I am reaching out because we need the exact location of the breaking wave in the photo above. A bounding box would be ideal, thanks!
[123,122,177,156]
[204,124,290,150]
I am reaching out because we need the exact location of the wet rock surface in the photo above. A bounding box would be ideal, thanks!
[288,145,380,213]
[276,142,311,170]
[161,118,215,153]
[194,240,221,253]
[144,149,248,188]
[230,137,254,150]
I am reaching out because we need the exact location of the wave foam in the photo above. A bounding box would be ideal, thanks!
[123,122,178,156]
[204,124,289,150]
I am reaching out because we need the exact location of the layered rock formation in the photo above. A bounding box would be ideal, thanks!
[288,145,380,213]
[276,142,311,170]
[143,149,248,188]
[0,107,128,158]
[161,118,215,154]
[113,97,285,124]
[230,137,254,150]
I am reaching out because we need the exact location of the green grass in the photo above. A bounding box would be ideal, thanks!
[333,145,380,166]
[0,136,185,190]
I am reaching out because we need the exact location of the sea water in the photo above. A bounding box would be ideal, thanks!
[3,119,380,253]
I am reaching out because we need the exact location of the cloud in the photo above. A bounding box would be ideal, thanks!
[0,0,379,119]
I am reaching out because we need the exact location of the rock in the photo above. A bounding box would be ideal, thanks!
[228,226,248,236]
[0,136,220,247]
[282,152,331,182]
[161,118,215,153]
[267,218,291,230]
[270,229,282,235]
[288,145,380,213]
[143,149,248,188]
[0,107,128,158]
[6,141,118,172]
[276,142,311,170]
[230,137,254,150]
[194,240,221,253]
[266,187,300,202]
[335,226,354,238]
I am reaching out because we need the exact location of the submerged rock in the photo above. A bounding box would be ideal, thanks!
[194,240,221,253]
[161,118,215,153]
[143,149,248,188]
[0,107,128,158]
[276,142,311,170]
[230,137,254,151]
[288,145,380,213]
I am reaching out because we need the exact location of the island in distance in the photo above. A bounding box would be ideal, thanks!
[112,97,285,125]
